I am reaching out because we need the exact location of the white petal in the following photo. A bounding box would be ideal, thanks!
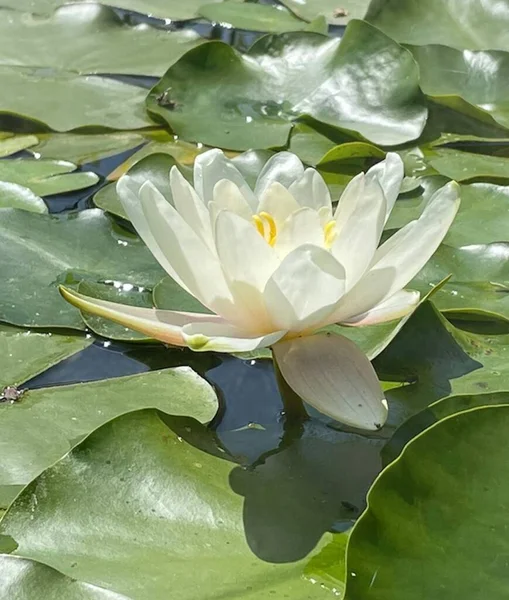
[329,181,460,322]
[273,207,324,259]
[182,321,286,352]
[215,210,278,291]
[59,286,222,346]
[209,179,253,224]
[330,177,386,290]
[193,149,257,209]
[254,152,305,198]
[342,290,420,326]
[288,168,332,212]
[257,182,300,226]
[273,333,388,430]
[365,152,404,221]
[333,172,364,230]
[117,175,190,294]
[264,244,346,331]
[169,166,214,251]
[139,181,237,319]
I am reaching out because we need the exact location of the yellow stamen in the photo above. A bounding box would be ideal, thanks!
[258,211,277,246]
[252,214,265,237]
[324,220,337,248]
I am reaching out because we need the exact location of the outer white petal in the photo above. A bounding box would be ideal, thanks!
[341,289,420,326]
[169,166,214,251]
[193,149,257,209]
[365,152,404,221]
[333,172,364,230]
[288,168,332,212]
[329,181,460,322]
[330,176,386,290]
[257,182,300,226]
[264,244,346,331]
[273,207,324,259]
[139,182,237,320]
[254,152,305,198]
[209,179,253,224]
[215,210,278,291]
[59,286,223,346]
[117,176,190,294]
[182,321,286,352]
[273,333,388,430]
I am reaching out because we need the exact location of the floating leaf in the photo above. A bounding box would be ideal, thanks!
[344,405,509,599]
[0,323,91,390]
[0,134,38,158]
[0,369,218,508]
[0,5,203,77]
[365,0,509,50]
[0,66,154,131]
[280,0,371,25]
[148,21,427,150]
[0,409,333,599]
[0,182,47,213]
[0,208,165,329]
[0,158,98,196]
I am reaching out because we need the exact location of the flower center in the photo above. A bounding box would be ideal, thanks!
[251,212,277,246]
[324,220,337,248]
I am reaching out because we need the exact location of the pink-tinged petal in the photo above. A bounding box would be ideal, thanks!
[365,152,404,221]
[330,176,386,290]
[59,286,223,346]
[193,149,257,209]
[254,152,304,198]
[264,244,346,332]
[182,321,286,353]
[342,290,420,326]
[273,333,388,430]
[288,168,332,212]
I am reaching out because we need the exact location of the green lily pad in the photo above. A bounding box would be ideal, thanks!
[365,0,509,50]
[0,555,127,600]
[375,301,509,429]
[147,20,427,150]
[0,158,98,196]
[0,5,203,77]
[287,122,340,165]
[424,147,509,182]
[411,242,509,322]
[0,183,47,213]
[388,180,509,247]
[0,134,38,158]
[383,391,509,465]
[344,405,509,599]
[0,369,218,508]
[153,276,211,315]
[198,2,313,33]
[32,132,146,165]
[409,45,509,132]
[0,409,333,599]
[280,0,371,25]
[0,323,91,390]
[0,208,165,329]
[0,66,154,131]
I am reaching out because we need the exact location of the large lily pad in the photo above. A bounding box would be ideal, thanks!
[148,20,427,150]
[0,323,91,390]
[280,0,371,25]
[0,5,202,77]
[411,242,509,322]
[365,0,509,50]
[344,405,509,599]
[0,369,218,508]
[424,148,509,182]
[0,158,98,196]
[0,208,165,329]
[0,409,332,599]
[0,134,38,158]
[374,301,509,429]
[0,183,47,213]
[0,66,154,131]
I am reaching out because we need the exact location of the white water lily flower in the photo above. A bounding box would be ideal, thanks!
[60,150,460,430]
